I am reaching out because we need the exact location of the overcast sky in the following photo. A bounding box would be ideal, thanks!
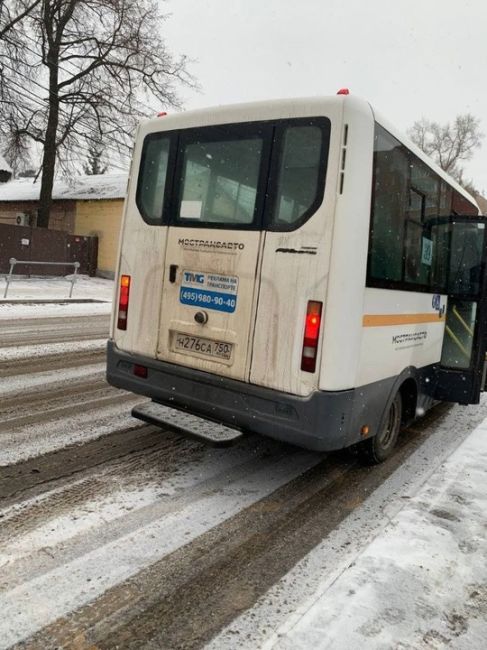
[162,0,487,194]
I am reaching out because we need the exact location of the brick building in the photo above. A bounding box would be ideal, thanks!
[0,173,127,277]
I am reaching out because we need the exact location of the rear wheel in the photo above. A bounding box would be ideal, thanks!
[357,393,402,464]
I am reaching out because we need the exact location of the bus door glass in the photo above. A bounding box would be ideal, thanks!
[431,216,487,404]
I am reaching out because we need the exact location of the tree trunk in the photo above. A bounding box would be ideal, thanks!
[37,101,59,228]
[37,27,59,229]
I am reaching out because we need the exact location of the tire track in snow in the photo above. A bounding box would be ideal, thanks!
[0,379,113,430]
[0,392,147,467]
[0,314,109,347]
[13,403,480,650]
[0,313,109,330]
[0,344,106,377]
[0,314,139,469]
[3,314,469,650]
[0,442,316,647]
[0,362,106,399]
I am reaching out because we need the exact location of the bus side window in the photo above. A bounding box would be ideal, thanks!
[368,127,408,283]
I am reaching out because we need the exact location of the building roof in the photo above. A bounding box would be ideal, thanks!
[0,172,128,202]
[475,193,487,216]
[0,155,12,174]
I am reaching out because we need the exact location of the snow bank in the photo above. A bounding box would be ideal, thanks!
[0,275,113,318]
[0,173,127,201]
[267,420,487,649]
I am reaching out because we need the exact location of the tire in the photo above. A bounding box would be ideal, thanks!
[357,393,402,464]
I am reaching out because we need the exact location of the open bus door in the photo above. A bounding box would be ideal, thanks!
[432,215,487,405]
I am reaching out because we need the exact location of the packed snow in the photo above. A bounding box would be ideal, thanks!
[0,275,113,318]
[0,338,106,361]
[228,419,487,650]
[0,449,319,647]
[0,173,127,202]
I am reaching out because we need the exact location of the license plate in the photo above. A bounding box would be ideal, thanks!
[173,333,233,361]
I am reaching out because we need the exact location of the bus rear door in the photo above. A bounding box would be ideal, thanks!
[155,123,272,381]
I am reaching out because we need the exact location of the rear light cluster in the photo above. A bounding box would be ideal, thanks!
[133,364,148,378]
[117,274,131,330]
[301,301,323,373]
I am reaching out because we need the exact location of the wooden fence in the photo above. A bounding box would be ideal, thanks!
[0,223,98,276]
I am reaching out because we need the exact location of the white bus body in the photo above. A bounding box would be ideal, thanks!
[107,94,486,461]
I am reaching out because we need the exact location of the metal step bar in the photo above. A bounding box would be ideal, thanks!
[132,401,244,447]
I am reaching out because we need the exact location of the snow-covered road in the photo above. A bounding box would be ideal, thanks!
[0,311,324,647]
[0,297,486,649]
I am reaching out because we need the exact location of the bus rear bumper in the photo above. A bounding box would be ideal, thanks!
[106,340,359,452]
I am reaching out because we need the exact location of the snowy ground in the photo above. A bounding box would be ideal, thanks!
[212,418,487,650]
[1,275,486,648]
[0,274,113,319]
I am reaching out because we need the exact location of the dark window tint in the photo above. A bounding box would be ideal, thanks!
[368,123,479,292]
[271,125,323,227]
[136,135,170,224]
[176,138,263,225]
[404,160,438,288]
[369,127,409,282]
[432,220,485,296]
[136,117,330,232]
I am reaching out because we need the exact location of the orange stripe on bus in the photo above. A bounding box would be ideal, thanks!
[363,313,445,327]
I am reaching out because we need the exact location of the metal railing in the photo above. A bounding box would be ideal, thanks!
[3,258,80,299]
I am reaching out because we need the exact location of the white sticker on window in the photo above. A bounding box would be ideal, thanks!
[180,200,202,219]
[422,237,433,266]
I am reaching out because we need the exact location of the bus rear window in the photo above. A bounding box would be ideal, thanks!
[271,125,324,228]
[135,117,330,230]
[176,137,263,226]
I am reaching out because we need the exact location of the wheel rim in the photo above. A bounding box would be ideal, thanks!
[379,399,400,450]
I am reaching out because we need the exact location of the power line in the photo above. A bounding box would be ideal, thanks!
[2,74,130,172]
[19,31,161,120]
[1,38,137,154]
[1,72,131,169]
[1,58,133,162]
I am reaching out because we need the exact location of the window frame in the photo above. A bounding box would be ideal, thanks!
[135,131,177,226]
[135,117,331,232]
[265,117,331,232]
[169,121,274,231]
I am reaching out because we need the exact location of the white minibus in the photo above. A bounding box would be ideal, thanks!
[107,92,486,463]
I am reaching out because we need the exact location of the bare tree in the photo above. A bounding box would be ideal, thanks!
[0,0,41,38]
[83,142,107,175]
[0,0,194,227]
[408,114,484,184]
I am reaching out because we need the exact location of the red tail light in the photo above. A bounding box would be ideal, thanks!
[133,364,148,378]
[117,274,131,330]
[301,301,323,373]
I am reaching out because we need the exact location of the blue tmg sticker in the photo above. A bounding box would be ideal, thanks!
[180,270,239,313]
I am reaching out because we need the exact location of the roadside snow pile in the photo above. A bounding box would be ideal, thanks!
[0,275,113,318]
[0,338,106,361]
[267,420,487,649]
